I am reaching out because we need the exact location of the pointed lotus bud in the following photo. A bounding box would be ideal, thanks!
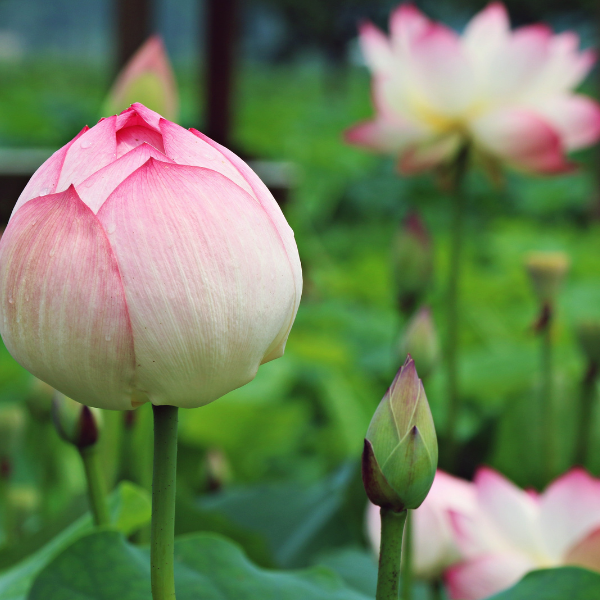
[392,212,434,314]
[399,307,440,380]
[576,320,600,366]
[525,252,569,305]
[363,356,438,511]
[52,392,102,449]
[103,36,179,121]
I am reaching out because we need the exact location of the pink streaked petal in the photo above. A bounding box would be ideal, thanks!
[10,127,89,219]
[537,95,600,151]
[160,120,254,196]
[107,38,178,122]
[358,22,394,73]
[76,143,173,213]
[470,109,572,174]
[564,525,600,572]
[57,116,118,191]
[399,134,461,175]
[486,25,551,100]
[462,3,510,66]
[96,159,297,408]
[345,118,418,153]
[389,4,431,48]
[116,102,162,132]
[445,554,534,600]
[409,24,475,115]
[0,187,135,410]
[188,128,302,362]
[116,124,165,158]
[449,508,510,558]
[540,468,600,561]
[474,468,545,557]
[429,470,477,512]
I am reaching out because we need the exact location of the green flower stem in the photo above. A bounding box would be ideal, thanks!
[575,361,598,467]
[445,145,469,467]
[540,311,554,485]
[431,579,444,600]
[401,510,413,600]
[376,508,408,600]
[79,445,110,527]
[151,404,178,600]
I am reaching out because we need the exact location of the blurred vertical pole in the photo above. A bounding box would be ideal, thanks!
[117,0,152,69]
[205,0,238,147]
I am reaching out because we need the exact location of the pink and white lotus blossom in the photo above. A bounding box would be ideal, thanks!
[0,103,302,410]
[446,468,600,600]
[367,470,476,579]
[346,2,600,174]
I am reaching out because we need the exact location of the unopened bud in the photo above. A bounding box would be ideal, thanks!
[576,320,600,366]
[52,392,102,449]
[525,252,569,305]
[393,212,434,314]
[399,307,440,380]
[362,356,438,511]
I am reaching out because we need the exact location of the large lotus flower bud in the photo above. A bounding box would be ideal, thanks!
[525,252,569,305]
[52,393,102,449]
[399,307,439,380]
[0,103,302,410]
[392,212,433,314]
[362,356,438,511]
[576,320,600,366]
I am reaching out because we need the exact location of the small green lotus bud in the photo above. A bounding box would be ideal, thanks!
[25,377,54,421]
[362,356,438,512]
[399,306,440,380]
[393,212,434,314]
[525,252,569,305]
[204,448,233,492]
[0,404,26,459]
[576,320,600,366]
[52,393,102,449]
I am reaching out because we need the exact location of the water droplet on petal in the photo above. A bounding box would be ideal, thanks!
[105,334,111,341]
[80,139,92,149]
[106,223,116,234]
[8,297,14,304]
[40,188,50,196]
[25,294,29,302]
[16,316,21,323]
[49,248,55,257]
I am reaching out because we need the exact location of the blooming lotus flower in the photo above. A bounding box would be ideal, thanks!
[367,470,476,579]
[446,468,600,600]
[0,103,302,410]
[346,3,600,174]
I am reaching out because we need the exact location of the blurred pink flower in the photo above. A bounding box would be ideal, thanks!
[446,468,600,600]
[367,470,476,579]
[0,103,302,411]
[346,2,600,174]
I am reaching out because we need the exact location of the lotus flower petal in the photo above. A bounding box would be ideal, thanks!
[0,187,135,410]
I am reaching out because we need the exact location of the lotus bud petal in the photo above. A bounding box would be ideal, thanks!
[525,251,569,305]
[52,392,102,449]
[576,320,600,366]
[363,356,438,511]
[399,306,439,380]
[393,212,434,314]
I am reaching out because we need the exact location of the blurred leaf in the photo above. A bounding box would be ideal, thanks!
[314,547,377,597]
[196,463,359,568]
[0,482,150,600]
[28,531,371,600]
[488,567,600,599]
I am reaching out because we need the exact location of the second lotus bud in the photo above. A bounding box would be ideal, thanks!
[399,306,440,380]
[362,356,438,512]
[52,392,103,449]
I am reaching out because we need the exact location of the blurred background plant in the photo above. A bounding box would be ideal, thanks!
[2,0,600,598]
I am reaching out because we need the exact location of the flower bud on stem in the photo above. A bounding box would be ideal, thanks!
[151,404,178,600]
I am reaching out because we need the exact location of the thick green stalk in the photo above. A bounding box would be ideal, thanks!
[376,508,407,600]
[575,362,598,467]
[445,146,469,466]
[401,510,413,600]
[79,445,111,527]
[151,405,178,600]
[540,314,554,485]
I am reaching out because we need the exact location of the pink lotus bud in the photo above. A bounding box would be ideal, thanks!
[346,3,600,175]
[104,36,179,122]
[52,392,102,449]
[0,104,302,410]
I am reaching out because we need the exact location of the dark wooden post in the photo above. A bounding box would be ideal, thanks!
[205,0,238,147]
[116,0,153,69]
